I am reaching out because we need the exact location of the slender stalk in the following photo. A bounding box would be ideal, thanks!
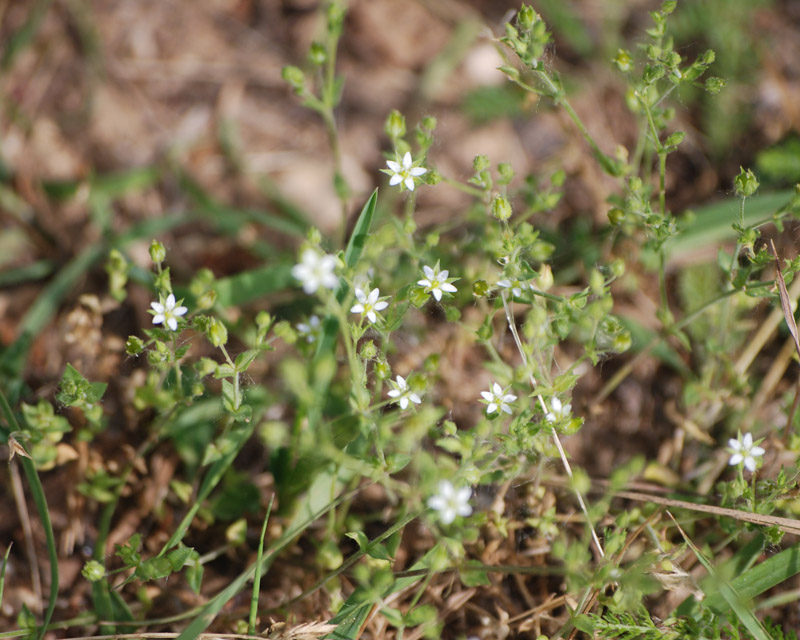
[248,496,274,635]
[500,294,605,558]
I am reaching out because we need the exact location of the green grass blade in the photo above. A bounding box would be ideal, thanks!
[249,496,274,635]
[0,544,11,611]
[158,421,255,557]
[342,189,378,271]
[667,189,797,262]
[180,173,307,238]
[0,390,59,640]
[0,261,54,288]
[314,189,378,361]
[211,264,294,308]
[1,0,53,71]
[671,514,770,639]
[174,484,357,640]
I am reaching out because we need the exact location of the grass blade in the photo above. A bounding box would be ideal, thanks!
[669,513,770,639]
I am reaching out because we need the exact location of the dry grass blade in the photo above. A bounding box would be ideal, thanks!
[266,621,338,639]
[769,240,800,359]
[616,490,800,535]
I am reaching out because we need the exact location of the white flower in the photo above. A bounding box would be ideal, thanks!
[387,375,422,410]
[497,278,530,298]
[427,480,472,525]
[292,249,338,294]
[350,287,389,324]
[150,293,187,331]
[545,397,572,423]
[385,152,427,192]
[728,432,765,473]
[296,315,321,343]
[418,264,458,302]
[481,382,517,415]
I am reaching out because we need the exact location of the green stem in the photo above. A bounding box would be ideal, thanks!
[248,496,274,635]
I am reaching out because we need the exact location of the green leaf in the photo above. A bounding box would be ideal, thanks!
[167,544,195,571]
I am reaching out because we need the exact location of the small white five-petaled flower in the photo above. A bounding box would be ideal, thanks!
[296,315,321,343]
[481,382,517,415]
[418,264,457,302]
[292,249,338,294]
[545,397,572,423]
[385,151,427,192]
[350,287,389,324]
[387,375,422,410]
[728,432,765,473]
[150,293,187,331]
[497,278,530,298]
[427,480,472,525]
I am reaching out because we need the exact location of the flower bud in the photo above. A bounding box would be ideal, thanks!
[473,154,490,172]
[281,65,306,93]
[207,318,228,348]
[125,336,144,355]
[491,195,513,221]
[149,240,166,265]
[308,42,326,65]
[614,49,633,73]
[82,560,105,583]
[734,167,759,198]
[384,109,406,140]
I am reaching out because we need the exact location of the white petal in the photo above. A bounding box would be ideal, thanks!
[423,266,435,279]
[374,300,389,311]
[389,174,403,186]
[151,301,165,313]
[404,176,416,191]
[744,456,756,472]
[439,507,456,525]
[153,313,165,325]
[438,270,449,279]
[409,393,422,404]
[386,160,401,172]
[432,288,443,301]
[751,445,765,457]
[174,305,188,317]
[165,294,176,308]
[456,486,472,503]
[427,495,446,510]
[395,375,406,388]
[440,283,457,293]
[401,152,413,168]
[728,438,742,451]
[409,166,427,176]
[551,398,562,412]
[503,394,517,403]
[480,391,493,401]
[492,383,503,395]
[742,433,754,448]
[350,304,364,314]
[437,480,454,498]
[487,403,498,414]
[388,389,401,398]
[167,317,178,331]
[729,453,744,466]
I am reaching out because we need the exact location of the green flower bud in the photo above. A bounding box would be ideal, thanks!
[207,318,228,348]
[608,207,626,225]
[281,65,306,93]
[308,42,326,65]
[196,289,217,311]
[614,49,633,73]
[385,109,406,140]
[473,154,490,172]
[425,232,439,248]
[610,259,625,278]
[374,361,390,380]
[125,335,144,355]
[491,195,513,221]
[256,311,272,330]
[734,167,759,198]
[307,227,322,245]
[664,131,685,149]
[517,5,536,31]
[82,560,105,582]
[149,240,166,265]
[420,115,437,132]
[497,162,514,185]
[473,279,489,297]
[359,340,377,360]
[704,76,725,95]
[536,264,554,291]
